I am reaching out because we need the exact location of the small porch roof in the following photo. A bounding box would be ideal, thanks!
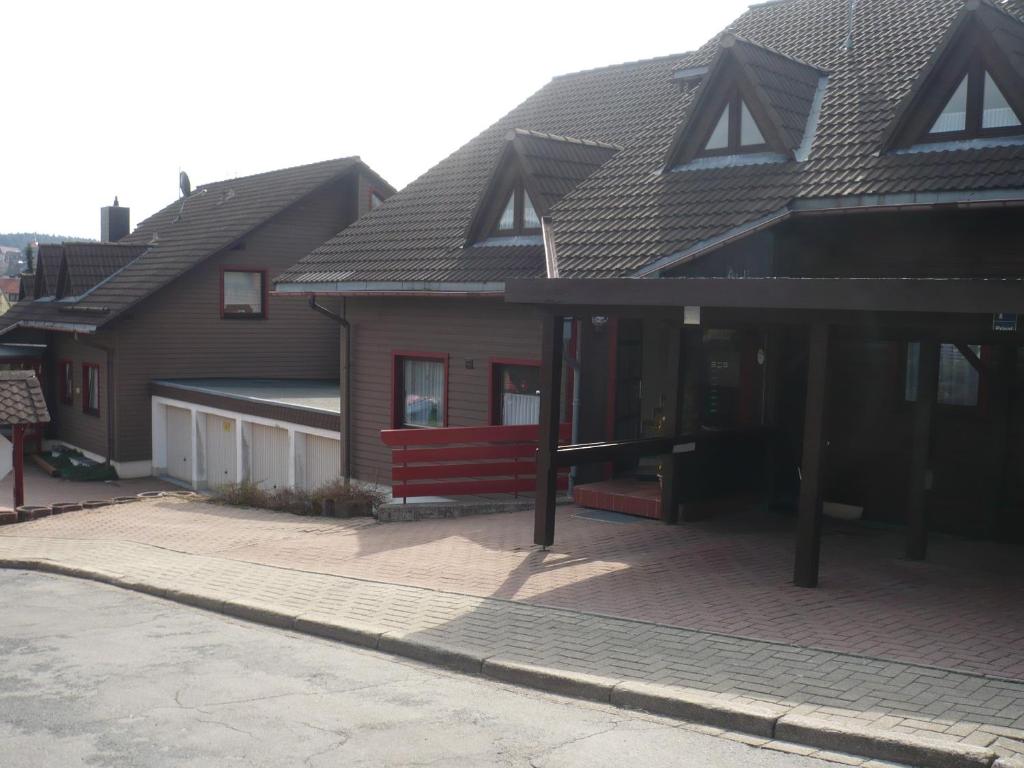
[504,277,1024,316]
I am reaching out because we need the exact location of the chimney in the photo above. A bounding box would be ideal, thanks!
[101,197,130,242]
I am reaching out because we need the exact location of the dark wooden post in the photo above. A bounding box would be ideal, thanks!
[535,312,564,547]
[985,345,1016,538]
[661,322,684,524]
[793,323,831,588]
[906,340,939,561]
[12,423,25,510]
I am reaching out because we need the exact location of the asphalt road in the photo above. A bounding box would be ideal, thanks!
[0,570,840,768]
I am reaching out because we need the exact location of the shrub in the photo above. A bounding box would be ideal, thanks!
[211,480,384,518]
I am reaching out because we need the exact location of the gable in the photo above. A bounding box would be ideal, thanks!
[463,129,619,245]
[884,1,1024,150]
[666,35,826,168]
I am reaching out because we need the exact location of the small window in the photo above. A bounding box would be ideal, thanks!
[927,63,1022,140]
[82,363,100,416]
[222,270,265,318]
[59,360,73,405]
[396,355,446,428]
[369,190,385,210]
[490,184,541,237]
[699,93,770,156]
[493,362,541,425]
[905,343,981,407]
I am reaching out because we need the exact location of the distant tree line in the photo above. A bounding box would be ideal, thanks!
[0,232,89,250]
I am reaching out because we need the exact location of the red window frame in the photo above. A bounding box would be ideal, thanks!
[220,268,268,320]
[82,363,101,417]
[392,351,449,429]
[488,358,542,425]
[58,359,74,405]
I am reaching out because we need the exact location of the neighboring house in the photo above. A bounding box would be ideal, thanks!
[0,246,24,276]
[0,157,393,481]
[0,277,21,305]
[275,0,1024,567]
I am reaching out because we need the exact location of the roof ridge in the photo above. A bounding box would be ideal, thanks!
[194,155,360,191]
[509,128,623,152]
[724,32,829,74]
[551,50,695,81]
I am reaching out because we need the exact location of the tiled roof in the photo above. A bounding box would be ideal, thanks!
[511,130,621,216]
[279,0,1024,285]
[54,243,147,298]
[0,370,50,424]
[34,245,63,298]
[2,157,372,332]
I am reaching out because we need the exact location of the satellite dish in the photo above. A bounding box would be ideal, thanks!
[179,171,191,198]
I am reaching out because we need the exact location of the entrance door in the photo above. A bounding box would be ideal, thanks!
[165,406,192,483]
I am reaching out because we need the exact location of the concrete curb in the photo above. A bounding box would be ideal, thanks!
[483,658,616,703]
[611,680,784,738]
[775,714,997,768]
[0,558,1005,768]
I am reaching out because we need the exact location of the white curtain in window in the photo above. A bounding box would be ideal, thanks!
[502,393,540,425]
[931,76,969,134]
[522,192,540,230]
[938,344,979,406]
[983,72,1021,129]
[224,271,262,313]
[403,359,444,427]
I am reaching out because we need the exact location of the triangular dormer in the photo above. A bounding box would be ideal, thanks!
[883,0,1024,151]
[665,35,827,169]
[465,129,619,245]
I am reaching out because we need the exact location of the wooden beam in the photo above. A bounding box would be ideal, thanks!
[985,345,1016,538]
[794,323,831,588]
[661,324,685,525]
[535,312,565,547]
[906,340,940,561]
[505,277,1024,316]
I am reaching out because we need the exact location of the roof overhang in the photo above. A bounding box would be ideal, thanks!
[272,281,506,297]
[505,277,1024,316]
[634,188,1024,277]
[0,320,98,335]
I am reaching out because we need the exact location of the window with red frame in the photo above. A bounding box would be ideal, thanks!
[82,363,100,416]
[491,361,541,425]
[394,355,446,428]
[59,360,74,405]
[222,270,266,318]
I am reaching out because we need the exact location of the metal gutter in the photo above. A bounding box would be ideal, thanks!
[273,281,506,296]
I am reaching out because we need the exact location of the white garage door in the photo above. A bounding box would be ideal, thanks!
[205,414,237,489]
[301,434,341,491]
[165,406,192,483]
[250,424,289,491]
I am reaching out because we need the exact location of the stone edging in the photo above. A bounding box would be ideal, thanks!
[0,558,1003,768]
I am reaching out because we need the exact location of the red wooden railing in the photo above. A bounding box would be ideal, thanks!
[381,423,571,501]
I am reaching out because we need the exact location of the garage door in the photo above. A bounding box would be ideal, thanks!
[165,406,192,483]
[250,424,289,491]
[301,434,341,491]
[205,414,237,489]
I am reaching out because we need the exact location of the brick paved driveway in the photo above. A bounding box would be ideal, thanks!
[3,498,1021,681]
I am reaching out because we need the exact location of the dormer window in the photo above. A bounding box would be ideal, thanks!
[927,62,1022,141]
[493,184,541,236]
[698,93,770,157]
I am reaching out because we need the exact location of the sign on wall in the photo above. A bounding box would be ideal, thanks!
[993,313,1018,332]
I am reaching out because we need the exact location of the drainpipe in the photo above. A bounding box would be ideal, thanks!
[308,296,352,484]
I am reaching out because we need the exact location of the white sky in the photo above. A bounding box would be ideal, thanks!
[4,0,751,239]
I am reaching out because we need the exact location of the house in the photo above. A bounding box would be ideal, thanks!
[275,0,1024,584]
[0,157,393,482]
[0,277,21,305]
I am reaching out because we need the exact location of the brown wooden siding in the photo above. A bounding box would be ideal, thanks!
[100,174,363,462]
[49,334,109,457]
[345,297,542,485]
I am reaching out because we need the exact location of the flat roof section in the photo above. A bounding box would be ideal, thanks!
[153,379,340,414]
